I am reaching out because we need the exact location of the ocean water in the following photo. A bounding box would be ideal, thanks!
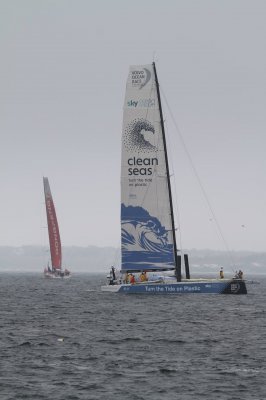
[0,273,265,400]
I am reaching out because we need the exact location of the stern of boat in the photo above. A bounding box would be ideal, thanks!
[221,279,247,294]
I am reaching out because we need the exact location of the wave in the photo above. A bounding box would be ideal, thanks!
[121,204,174,269]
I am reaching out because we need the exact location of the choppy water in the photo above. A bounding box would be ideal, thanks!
[0,273,265,400]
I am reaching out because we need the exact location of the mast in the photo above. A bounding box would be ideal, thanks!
[152,62,180,279]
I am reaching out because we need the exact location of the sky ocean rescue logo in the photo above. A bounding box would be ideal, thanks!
[127,99,155,108]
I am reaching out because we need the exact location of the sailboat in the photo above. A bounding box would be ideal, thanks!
[101,62,247,294]
[43,177,70,279]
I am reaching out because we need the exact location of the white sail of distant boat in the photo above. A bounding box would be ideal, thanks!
[43,177,70,279]
[101,63,247,294]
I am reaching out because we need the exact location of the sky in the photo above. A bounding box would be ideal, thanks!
[0,0,265,252]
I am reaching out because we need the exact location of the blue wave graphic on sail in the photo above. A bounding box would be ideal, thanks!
[121,204,175,271]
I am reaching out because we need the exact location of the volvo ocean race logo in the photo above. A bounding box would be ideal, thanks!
[230,283,241,293]
[131,68,151,89]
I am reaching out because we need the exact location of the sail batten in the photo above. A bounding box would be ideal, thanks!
[121,64,176,272]
[43,177,62,270]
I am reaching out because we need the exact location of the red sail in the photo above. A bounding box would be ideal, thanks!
[43,177,62,270]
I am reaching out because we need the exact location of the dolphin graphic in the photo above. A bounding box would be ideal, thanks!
[139,68,151,90]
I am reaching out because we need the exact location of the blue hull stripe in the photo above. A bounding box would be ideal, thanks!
[116,280,247,294]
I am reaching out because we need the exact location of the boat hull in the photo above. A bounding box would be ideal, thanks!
[101,279,247,294]
[44,272,71,279]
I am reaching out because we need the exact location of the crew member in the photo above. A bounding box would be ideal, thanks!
[140,271,148,282]
[238,270,243,279]
[129,273,135,284]
[219,267,224,279]
[125,273,130,284]
[111,266,116,281]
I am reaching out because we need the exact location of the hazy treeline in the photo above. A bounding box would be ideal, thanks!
[0,246,265,275]
[0,246,118,273]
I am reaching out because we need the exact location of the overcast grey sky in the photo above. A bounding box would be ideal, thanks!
[0,0,265,252]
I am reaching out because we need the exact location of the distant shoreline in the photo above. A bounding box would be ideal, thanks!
[0,245,265,274]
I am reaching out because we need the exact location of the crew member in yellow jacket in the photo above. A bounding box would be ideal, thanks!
[140,271,148,282]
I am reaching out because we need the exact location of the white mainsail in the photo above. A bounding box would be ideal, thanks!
[121,64,176,271]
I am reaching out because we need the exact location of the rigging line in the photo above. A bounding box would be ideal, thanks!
[164,117,184,257]
[161,87,235,270]
[113,243,121,268]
